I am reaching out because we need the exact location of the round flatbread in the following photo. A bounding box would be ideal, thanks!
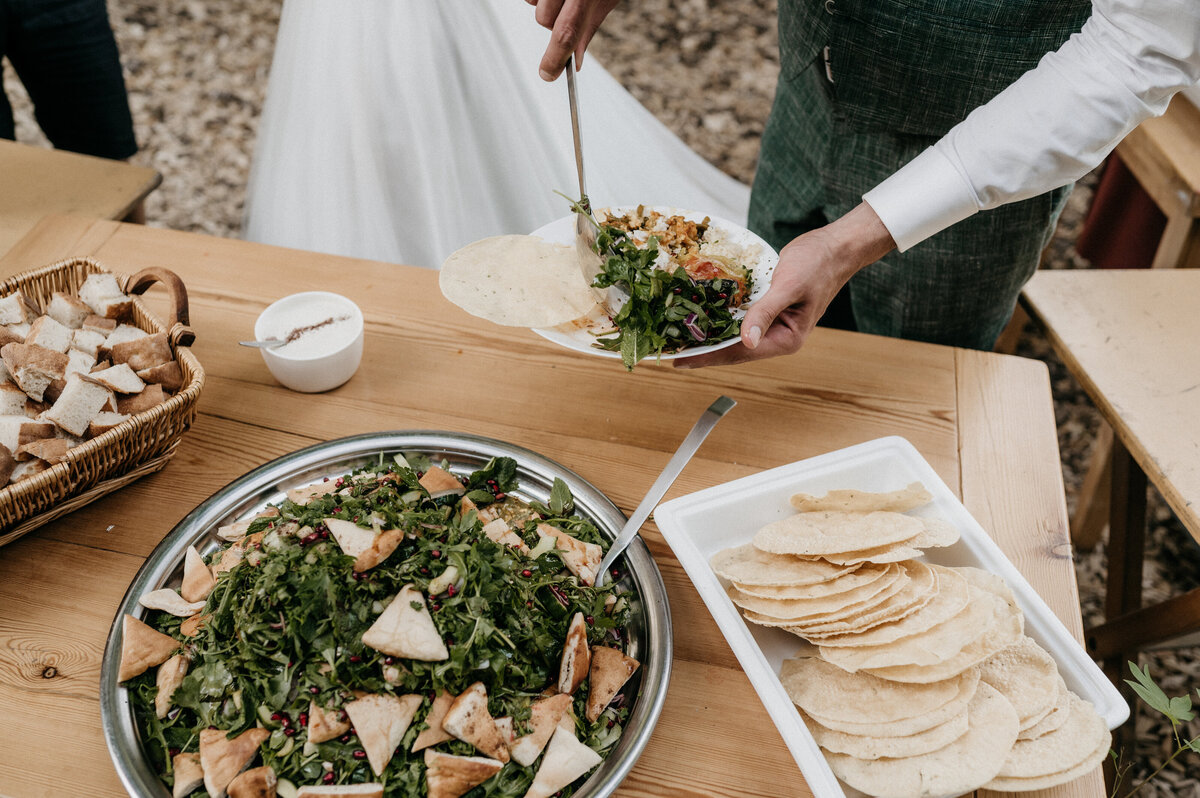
[978,636,1059,727]
[727,565,906,620]
[752,511,923,556]
[805,707,969,759]
[709,544,859,586]
[789,483,932,513]
[742,571,910,628]
[904,517,960,549]
[786,561,939,637]
[984,732,1109,792]
[807,669,980,738]
[996,693,1110,779]
[440,235,598,327]
[732,562,892,600]
[818,543,924,566]
[778,656,967,724]
[1019,675,1071,740]
[825,682,1019,798]
[808,565,970,646]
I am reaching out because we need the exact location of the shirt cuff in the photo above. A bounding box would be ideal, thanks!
[862,147,981,252]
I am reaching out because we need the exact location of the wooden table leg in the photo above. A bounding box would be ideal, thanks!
[1071,424,1113,551]
[1151,213,1200,269]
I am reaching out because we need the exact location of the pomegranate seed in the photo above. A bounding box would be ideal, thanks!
[339,734,351,743]
[339,710,349,721]
[309,686,320,695]
[495,492,506,500]
[416,471,424,478]
[526,600,533,608]
[521,569,532,578]
[446,584,457,597]
[607,719,615,728]
[280,715,291,727]
[611,568,620,578]
[287,661,294,668]
[270,713,282,721]
[718,292,728,299]
[420,567,430,575]
[299,712,309,727]
[323,477,330,482]
[168,747,180,757]
[446,638,454,646]
[283,727,296,737]
[673,288,682,294]
[431,603,441,611]
[352,516,359,523]
[323,772,335,784]
[384,657,395,665]
[431,549,441,559]
[332,506,342,513]
[585,616,594,625]
[349,655,361,663]
[352,750,367,760]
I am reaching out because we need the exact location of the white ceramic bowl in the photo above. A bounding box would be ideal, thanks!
[253,291,363,392]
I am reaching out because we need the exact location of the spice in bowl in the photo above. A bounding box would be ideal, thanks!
[253,292,363,392]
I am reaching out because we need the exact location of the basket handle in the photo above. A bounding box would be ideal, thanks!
[125,267,196,347]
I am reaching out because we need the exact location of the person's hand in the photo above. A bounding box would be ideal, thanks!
[675,203,897,368]
[527,0,620,80]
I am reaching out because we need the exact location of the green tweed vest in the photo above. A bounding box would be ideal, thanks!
[778,0,1093,136]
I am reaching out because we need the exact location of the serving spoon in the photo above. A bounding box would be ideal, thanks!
[593,395,737,587]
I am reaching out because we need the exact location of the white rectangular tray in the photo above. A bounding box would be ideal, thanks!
[653,436,1127,798]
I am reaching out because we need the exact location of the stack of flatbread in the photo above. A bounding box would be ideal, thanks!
[710,483,1110,797]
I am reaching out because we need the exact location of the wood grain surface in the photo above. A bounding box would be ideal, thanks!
[0,216,1100,798]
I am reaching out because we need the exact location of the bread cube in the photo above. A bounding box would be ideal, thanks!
[46,292,93,329]
[43,374,113,437]
[88,411,129,437]
[70,329,106,359]
[0,444,15,484]
[0,326,23,347]
[10,458,49,483]
[77,273,132,320]
[117,383,166,415]
[111,332,171,371]
[0,291,36,326]
[82,315,117,336]
[16,438,69,464]
[1,343,69,402]
[137,361,184,392]
[89,363,145,394]
[25,316,74,353]
[0,383,28,416]
[65,348,96,378]
[0,415,55,452]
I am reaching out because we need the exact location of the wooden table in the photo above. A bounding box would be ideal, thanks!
[0,140,160,257]
[0,215,1100,798]
[1115,94,1200,269]
[1023,270,1200,671]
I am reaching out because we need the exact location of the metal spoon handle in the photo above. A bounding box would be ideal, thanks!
[594,396,737,587]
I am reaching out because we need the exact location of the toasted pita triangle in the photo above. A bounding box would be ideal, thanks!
[361,585,449,660]
[200,727,269,798]
[286,482,334,505]
[353,528,405,572]
[419,466,465,495]
[156,653,190,718]
[344,693,423,776]
[482,518,529,553]
[172,752,204,798]
[118,614,179,682]
[227,765,276,798]
[585,646,640,723]
[511,693,573,766]
[182,546,216,602]
[536,524,601,585]
[140,588,206,617]
[412,690,456,752]
[307,701,350,744]
[522,726,603,798]
[557,612,590,695]
[180,613,210,637]
[443,682,510,762]
[324,518,377,558]
[424,750,503,798]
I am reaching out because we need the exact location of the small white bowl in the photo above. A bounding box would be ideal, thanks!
[253,291,364,393]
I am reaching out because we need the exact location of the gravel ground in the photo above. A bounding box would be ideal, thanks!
[4,0,1198,791]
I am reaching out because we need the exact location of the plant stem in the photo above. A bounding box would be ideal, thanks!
[1122,736,1200,798]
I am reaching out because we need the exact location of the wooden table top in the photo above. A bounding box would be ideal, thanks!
[1023,268,1200,542]
[0,215,1099,798]
[0,140,160,257]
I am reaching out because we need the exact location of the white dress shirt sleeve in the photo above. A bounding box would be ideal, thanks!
[863,2,1200,253]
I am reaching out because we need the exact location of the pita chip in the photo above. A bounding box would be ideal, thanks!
[307,701,351,744]
[180,613,210,637]
[511,693,573,766]
[424,750,504,798]
[352,528,405,572]
[324,518,377,559]
[442,682,511,762]
[419,466,465,497]
[522,727,603,798]
[182,545,216,602]
[412,689,456,752]
[585,646,640,723]
[118,614,179,682]
[482,518,530,553]
[558,612,591,695]
[156,653,190,718]
[139,588,206,618]
[361,584,449,661]
[536,524,602,585]
[287,482,333,505]
[228,766,277,798]
[199,727,270,798]
[344,692,423,776]
[172,752,205,798]
[295,785,383,797]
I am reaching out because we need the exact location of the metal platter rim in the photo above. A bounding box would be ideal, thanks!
[100,430,672,798]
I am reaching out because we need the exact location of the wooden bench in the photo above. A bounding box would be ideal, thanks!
[0,139,160,258]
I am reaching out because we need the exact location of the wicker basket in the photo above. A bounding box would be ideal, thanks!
[0,257,204,546]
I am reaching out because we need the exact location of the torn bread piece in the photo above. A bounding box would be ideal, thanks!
[25,315,74,353]
[43,373,113,436]
[0,383,26,415]
[138,360,184,391]
[117,614,179,681]
[424,750,504,798]
[307,701,352,744]
[510,693,574,767]
[558,612,590,695]
[411,689,456,752]
[65,347,97,378]
[10,458,49,482]
[2,342,68,401]
[482,518,530,554]
[155,653,190,719]
[70,328,107,359]
[0,291,35,326]
[0,443,16,484]
[353,528,405,572]
[83,314,117,336]
[344,692,423,776]
[16,437,70,464]
[78,272,132,320]
[172,752,205,798]
[442,682,511,762]
[286,482,334,505]
[88,410,131,437]
[227,766,276,798]
[199,727,270,798]
[522,726,603,798]
[324,517,376,558]
[585,646,641,723]
[47,291,93,329]
[361,584,449,661]
[117,382,166,415]
[89,362,146,394]
[139,588,206,617]
[111,331,172,371]
[419,465,466,499]
[536,524,602,585]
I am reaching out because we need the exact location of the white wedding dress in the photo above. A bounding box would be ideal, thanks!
[242,0,750,269]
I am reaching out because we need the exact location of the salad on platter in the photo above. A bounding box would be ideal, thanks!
[116,454,642,798]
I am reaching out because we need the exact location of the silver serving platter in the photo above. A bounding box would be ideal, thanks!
[100,431,672,797]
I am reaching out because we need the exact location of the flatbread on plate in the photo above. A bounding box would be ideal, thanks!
[752,511,924,556]
[710,544,859,586]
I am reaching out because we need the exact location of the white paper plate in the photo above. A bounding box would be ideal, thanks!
[529,206,778,361]
[653,436,1127,798]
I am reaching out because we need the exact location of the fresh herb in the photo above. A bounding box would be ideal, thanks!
[1109,662,1200,797]
[130,456,636,797]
